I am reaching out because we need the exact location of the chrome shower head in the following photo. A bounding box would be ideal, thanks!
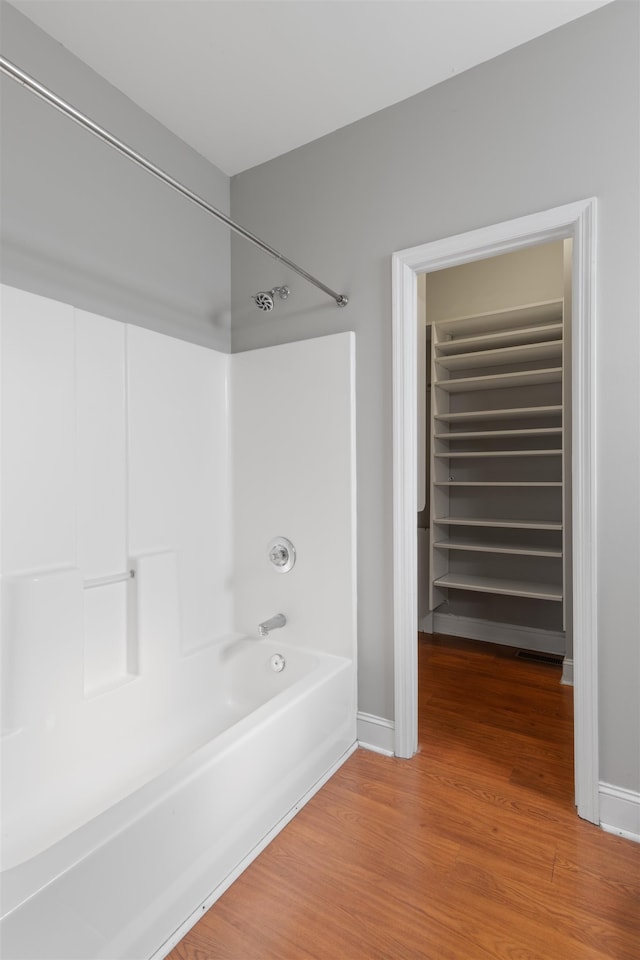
[252,286,290,311]
[253,291,274,311]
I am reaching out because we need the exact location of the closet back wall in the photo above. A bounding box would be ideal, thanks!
[423,242,564,322]
[0,1,230,349]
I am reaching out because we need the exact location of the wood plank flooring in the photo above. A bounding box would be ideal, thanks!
[168,634,639,959]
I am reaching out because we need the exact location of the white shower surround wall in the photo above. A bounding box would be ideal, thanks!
[0,284,357,959]
[232,337,358,658]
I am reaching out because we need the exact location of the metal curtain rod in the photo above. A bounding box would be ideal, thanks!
[0,56,349,308]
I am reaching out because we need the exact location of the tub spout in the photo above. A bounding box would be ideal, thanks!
[258,613,286,638]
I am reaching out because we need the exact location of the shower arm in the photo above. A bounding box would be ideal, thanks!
[0,56,349,308]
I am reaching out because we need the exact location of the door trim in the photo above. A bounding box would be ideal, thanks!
[391,198,598,823]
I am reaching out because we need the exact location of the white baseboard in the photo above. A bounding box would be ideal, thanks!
[561,658,574,685]
[357,711,395,756]
[599,782,640,843]
[420,611,566,656]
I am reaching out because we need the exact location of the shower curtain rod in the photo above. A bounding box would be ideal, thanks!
[0,56,349,308]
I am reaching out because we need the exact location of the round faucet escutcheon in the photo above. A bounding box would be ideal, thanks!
[267,537,296,573]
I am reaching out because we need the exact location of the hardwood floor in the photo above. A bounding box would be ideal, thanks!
[168,634,639,959]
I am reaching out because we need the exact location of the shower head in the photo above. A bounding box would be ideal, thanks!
[252,286,290,311]
[253,291,275,312]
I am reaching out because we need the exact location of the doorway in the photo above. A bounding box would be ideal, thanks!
[391,199,598,823]
[419,241,570,651]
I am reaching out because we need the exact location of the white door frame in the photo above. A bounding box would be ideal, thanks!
[391,198,599,823]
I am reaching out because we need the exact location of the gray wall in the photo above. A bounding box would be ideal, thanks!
[0,2,231,349]
[230,1,640,793]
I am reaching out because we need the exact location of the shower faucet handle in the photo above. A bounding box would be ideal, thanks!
[269,545,289,566]
[267,537,296,573]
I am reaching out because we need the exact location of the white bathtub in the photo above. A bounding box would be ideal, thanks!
[0,640,356,960]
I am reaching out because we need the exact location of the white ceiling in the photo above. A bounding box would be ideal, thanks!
[10,0,612,176]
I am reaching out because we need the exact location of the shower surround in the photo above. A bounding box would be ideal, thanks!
[0,283,357,959]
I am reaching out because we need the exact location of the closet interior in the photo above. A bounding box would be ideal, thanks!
[418,240,572,662]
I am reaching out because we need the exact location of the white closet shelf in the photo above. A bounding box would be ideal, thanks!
[435,300,563,339]
[435,449,562,459]
[435,367,562,393]
[435,427,562,440]
[433,573,563,602]
[434,517,563,530]
[435,340,562,371]
[434,539,562,558]
[435,322,563,356]
[434,481,562,487]
[429,296,567,620]
[434,405,562,423]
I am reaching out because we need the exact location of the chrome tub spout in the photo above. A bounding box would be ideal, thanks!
[258,613,286,638]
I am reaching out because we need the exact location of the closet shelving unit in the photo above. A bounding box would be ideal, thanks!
[428,300,566,626]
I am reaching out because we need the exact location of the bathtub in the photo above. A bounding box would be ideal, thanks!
[0,639,356,960]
